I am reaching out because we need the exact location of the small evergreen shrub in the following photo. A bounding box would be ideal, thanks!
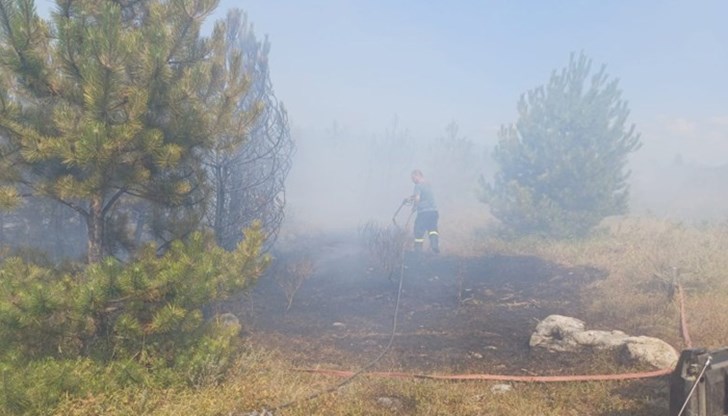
[0,225,268,414]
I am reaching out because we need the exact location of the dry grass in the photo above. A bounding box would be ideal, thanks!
[468,216,728,348]
[54,347,667,415]
[51,214,728,415]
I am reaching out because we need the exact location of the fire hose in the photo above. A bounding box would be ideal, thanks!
[392,198,414,228]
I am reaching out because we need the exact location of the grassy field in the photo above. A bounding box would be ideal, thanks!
[47,215,728,414]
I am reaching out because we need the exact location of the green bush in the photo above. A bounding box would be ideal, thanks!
[481,52,641,238]
[0,225,268,414]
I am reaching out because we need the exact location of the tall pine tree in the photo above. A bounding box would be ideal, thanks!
[0,0,251,262]
[481,52,641,237]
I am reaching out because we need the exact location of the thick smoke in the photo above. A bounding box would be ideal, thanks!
[282,119,491,236]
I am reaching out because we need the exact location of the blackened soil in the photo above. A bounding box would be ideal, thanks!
[223,233,636,377]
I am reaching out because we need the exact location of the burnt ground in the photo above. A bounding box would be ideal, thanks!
[220,231,659,379]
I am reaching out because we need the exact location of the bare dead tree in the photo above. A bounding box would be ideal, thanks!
[206,10,294,252]
[273,255,315,312]
[359,221,408,282]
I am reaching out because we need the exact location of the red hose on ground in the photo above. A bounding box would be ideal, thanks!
[295,367,673,382]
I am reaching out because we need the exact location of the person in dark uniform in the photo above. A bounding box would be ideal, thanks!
[404,169,439,253]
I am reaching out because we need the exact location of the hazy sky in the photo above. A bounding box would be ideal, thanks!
[35,1,727,166]
[30,1,728,223]
[209,0,727,166]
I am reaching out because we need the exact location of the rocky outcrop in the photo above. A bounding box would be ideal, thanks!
[530,314,678,369]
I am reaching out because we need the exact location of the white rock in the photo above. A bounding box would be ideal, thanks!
[530,314,679,369]
[621,336,679,369]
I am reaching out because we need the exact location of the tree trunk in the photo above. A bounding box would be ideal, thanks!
[51,203,64,260]
[213,164,227,247]
[87,196,104,263]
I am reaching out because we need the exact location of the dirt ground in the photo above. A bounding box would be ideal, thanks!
[222,231,656,379]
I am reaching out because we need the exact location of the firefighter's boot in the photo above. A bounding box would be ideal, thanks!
[429,231,440,253]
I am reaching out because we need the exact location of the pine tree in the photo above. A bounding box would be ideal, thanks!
[0,0,249,262]
[481,52,642,237]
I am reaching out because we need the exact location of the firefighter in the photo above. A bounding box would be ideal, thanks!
[404,169,439,253]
